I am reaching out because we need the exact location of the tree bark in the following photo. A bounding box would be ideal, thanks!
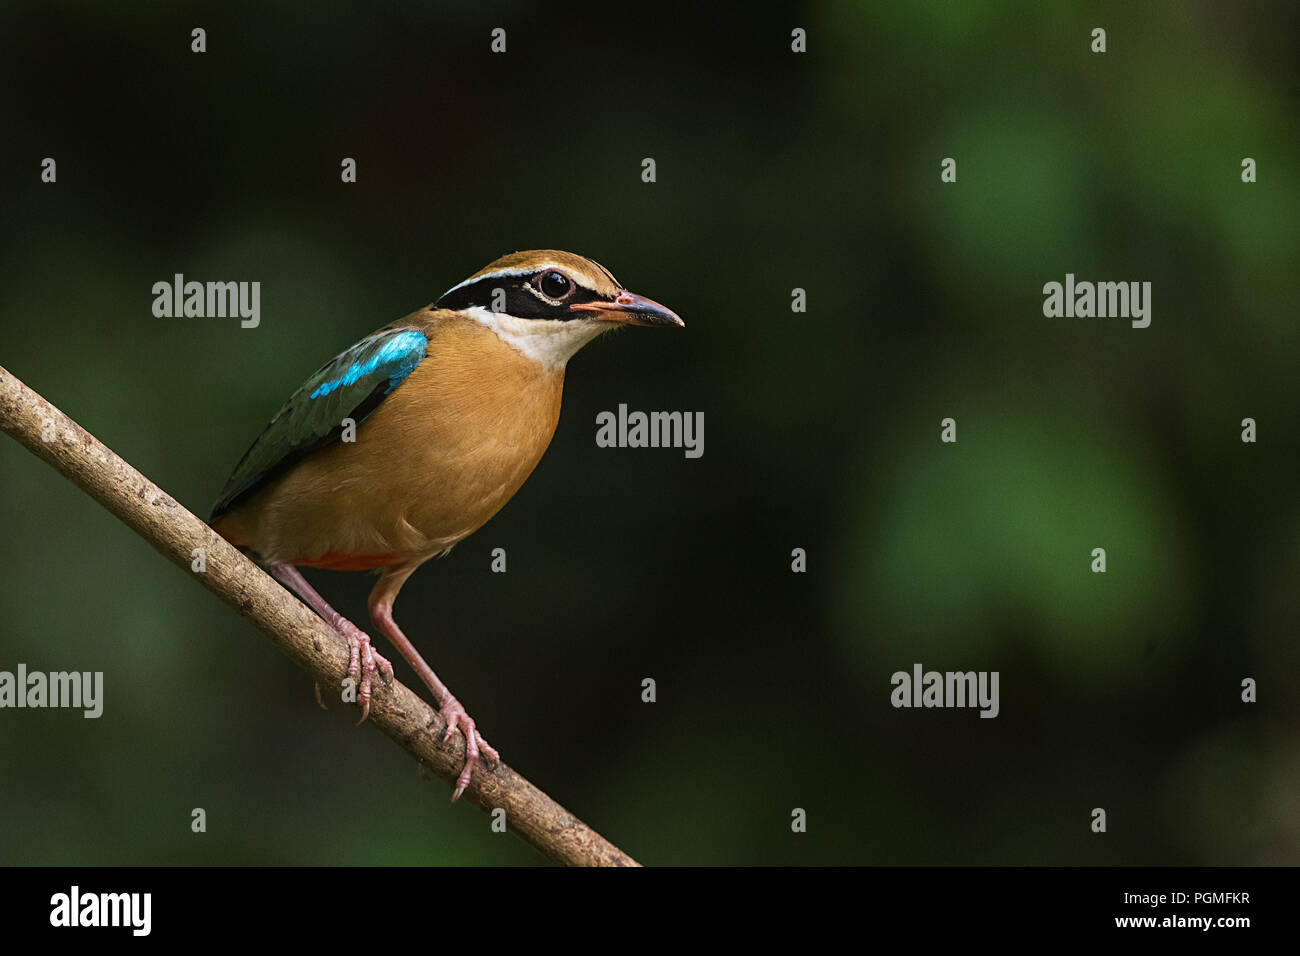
[0,362,638,867]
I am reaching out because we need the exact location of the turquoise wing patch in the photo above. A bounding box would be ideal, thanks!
[211,327,428,519]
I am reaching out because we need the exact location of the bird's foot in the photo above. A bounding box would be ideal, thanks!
[440,698,500,802]
[339,621,394,724]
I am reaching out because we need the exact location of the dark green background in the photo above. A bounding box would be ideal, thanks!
[1,1,1296,865]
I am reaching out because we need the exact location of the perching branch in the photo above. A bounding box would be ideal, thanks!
[0,362,638,867]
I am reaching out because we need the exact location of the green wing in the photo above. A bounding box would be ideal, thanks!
[211,326,428,520]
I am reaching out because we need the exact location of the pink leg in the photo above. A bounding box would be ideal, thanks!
[269,563,394,723]
[369,567,499,802]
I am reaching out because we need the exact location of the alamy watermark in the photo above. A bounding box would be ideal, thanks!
[890,663,999,718]
[595,403,703,458]
[152,274,260,328]
[50,886,150,936]
[1043,273,1151,328]
[0,664,103,718]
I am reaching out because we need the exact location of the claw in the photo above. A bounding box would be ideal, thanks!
[440,700,499,802]
[335,623,393,725]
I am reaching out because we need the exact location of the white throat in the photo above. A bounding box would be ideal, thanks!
[463,305,609,370]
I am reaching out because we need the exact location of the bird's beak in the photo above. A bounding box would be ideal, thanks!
[568,290,685,328]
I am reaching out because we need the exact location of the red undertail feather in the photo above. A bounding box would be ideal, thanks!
[297,551,404,572]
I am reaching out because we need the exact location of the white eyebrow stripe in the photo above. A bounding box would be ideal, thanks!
[438,264,601,299]
[439,267,532,297]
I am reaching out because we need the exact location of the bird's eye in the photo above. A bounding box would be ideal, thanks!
[537,271,572,299]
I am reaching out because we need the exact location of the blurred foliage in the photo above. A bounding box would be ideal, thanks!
[0,1,1296,864]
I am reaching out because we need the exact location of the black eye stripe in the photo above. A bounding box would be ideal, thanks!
[436,274,606,320]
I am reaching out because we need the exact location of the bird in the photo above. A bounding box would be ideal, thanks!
[209,250,683,800]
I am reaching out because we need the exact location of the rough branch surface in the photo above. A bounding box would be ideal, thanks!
[0,362,638,867]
